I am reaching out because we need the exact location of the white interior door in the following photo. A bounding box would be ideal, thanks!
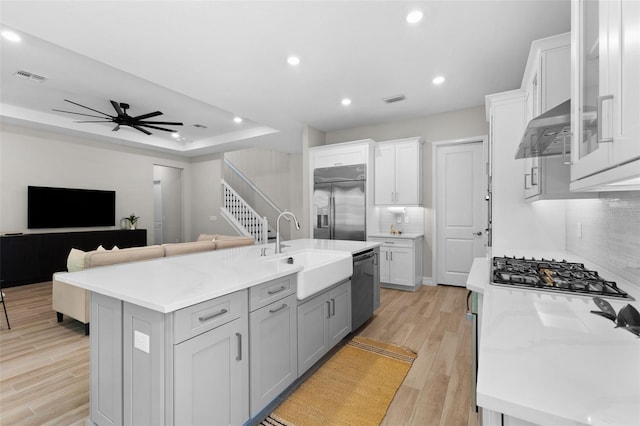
[435,140,486,286]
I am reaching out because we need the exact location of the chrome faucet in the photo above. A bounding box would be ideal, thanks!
[275,211,301,254]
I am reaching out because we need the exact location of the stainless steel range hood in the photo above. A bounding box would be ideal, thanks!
[515,99,571,159]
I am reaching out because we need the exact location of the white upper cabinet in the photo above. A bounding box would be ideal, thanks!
[310,139,373,169]
[374,137,423,205]
[571,0,640,190]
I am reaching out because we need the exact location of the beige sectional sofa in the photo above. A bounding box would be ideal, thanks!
[53,234,254,334]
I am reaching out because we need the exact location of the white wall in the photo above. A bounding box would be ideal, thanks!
[189,153,237,241]
[324,106,490,279]
[0,122,192,244]
[302,125,327,238]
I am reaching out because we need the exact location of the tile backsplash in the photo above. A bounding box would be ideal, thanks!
[566,192,640,284]
[377,207,425,234]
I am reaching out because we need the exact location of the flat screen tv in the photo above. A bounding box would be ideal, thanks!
[28,186,116,229]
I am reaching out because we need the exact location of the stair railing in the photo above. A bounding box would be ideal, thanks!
[221,180,268,244]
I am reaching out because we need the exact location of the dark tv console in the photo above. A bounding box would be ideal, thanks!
[0,229,146,287]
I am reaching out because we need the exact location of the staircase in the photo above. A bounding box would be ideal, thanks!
[221,180,269,244]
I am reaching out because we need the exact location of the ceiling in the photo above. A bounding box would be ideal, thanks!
[0,1,571,157]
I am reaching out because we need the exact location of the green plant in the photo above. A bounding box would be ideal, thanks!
[126,213,139,226]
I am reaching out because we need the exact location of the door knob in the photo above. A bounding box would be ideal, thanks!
[472,231,482,236]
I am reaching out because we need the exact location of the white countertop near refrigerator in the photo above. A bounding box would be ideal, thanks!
[469,253,640,426]
[368,232,424,239]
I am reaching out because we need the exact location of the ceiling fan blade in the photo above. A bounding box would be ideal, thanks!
[64,99,112,117]
[53,109,112,119]
[139,121,184,126]
[112,125,120,132]
[137,124,178,132]
[74,120,112,123]
[132,125,152,135]
[110,100,124,116]
[133,111,163,120]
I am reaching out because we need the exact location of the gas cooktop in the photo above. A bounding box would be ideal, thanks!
[491,256,634,300]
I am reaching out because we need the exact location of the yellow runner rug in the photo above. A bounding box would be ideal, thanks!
[261,336,417,426]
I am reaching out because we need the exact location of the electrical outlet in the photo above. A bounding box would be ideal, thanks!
[404,214,409,224]
[134,330,150,353]
[396,216,401,224]
[577,222,582,239]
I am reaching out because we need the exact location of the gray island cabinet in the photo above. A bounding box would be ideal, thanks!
[297,279,351,375]
[90,286,251,426]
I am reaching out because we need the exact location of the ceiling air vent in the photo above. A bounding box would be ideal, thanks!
[383,94,405,104]
[193,123,208,129]
[15,70,47,83]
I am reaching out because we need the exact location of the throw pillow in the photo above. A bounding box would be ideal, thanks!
[67,248,86,272]
[97,245,106,251]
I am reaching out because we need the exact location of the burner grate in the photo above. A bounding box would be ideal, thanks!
[491,256,633,300]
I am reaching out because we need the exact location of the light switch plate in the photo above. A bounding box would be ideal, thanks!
[134,330,150,353]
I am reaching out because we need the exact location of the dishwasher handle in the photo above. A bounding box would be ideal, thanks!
[353,250,375,263]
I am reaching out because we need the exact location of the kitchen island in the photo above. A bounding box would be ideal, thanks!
[468,254,640,426]
[54,238,380,426]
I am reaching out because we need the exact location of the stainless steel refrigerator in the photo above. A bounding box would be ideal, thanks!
[313,164,366,241]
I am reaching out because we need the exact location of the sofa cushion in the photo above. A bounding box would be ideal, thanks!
[163,241,216,257]
[67,248,87,272]
[85,245,164,268]
[214,235,255,249]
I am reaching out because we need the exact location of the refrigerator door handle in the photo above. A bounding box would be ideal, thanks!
[329,195,334,239]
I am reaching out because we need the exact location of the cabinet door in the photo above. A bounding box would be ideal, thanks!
[374,143,396,204]
[379,246,391,282]
[313,144,367,169]
[174,319,248,426]
[610,0,640,166]
[249,294,297,417]
[394,141,421,205]
[389,248,414,287]
[328,281,351,348]
[297,294,330,375]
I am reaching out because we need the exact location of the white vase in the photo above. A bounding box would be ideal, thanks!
[130,223,136,230]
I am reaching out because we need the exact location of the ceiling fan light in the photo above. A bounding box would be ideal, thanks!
[233,116,243,123]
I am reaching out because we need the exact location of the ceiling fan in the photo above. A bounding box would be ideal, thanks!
[53,99,183,135]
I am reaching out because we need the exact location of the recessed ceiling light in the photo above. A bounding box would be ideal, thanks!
[406,10,423,24]
[287,56,300,66]
[171,132,180,138]
[432,75,445,85]
[1,30,21,42]
[341,98,352,106]
[233,116,243,123]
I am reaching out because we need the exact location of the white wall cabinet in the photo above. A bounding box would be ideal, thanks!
[374,138,423,205]
[571,0,640,191]
[310,139,373,169]
[248,277,297,418]
[297,280,351,376]
[368,235,423,291]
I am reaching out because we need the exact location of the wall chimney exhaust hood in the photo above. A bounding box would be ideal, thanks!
[515,99,571,159]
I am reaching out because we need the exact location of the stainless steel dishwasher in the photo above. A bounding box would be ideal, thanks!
[351,248,380,331]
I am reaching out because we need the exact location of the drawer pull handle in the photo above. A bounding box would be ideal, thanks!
[269,303,288,314]
[236,332,242,361]
[326,300,331,318]
[198,308,228,322]
[267,286,287,295]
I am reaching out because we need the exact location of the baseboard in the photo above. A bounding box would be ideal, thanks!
[421,276,434,286]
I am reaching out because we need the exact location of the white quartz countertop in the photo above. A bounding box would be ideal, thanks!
[468,254,640,425]
[54,238,381,313]
[368,232,424,239]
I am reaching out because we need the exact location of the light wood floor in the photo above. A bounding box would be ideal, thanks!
[0,282,477,426]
